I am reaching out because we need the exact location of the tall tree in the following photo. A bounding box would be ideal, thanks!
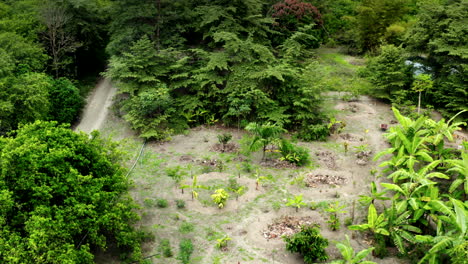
[40,1,81,77]
[0,121,143,263]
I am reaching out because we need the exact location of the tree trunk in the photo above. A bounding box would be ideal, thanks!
[418,91,421,115]
[156,0,161,50]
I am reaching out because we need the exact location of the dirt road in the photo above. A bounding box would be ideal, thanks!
[74,78,117,134]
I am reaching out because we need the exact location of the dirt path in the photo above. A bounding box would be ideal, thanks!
[74,78,117,134]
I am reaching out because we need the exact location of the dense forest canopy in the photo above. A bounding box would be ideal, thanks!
[0,0,467,263]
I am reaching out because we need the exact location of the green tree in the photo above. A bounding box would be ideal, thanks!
[48,77,84,124]
[363,45,412,100]
[405,0,468,119]
[411,74,433,115]
[354,0,409,52]
[0,121,143,263]
[245,122,285,160]
[0,72,52,133]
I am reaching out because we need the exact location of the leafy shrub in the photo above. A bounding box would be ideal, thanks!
[297,123,329,141]
[217,133,232,152]
[177,239,194,264]
[48,78,84,124]
[175,199,185,209]
[228,178,241,190]
[179,222,195,234]
[211,189,229,208]
[159,239,173,257]
[143,198,157,207]
[283,225,329,263]
[278,139,310,166]
[157,199,168,208]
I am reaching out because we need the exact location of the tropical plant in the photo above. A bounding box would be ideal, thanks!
[245,122,285,160]
[278,139,310,166]
[415,198,467,264]
[328,235,376,264]
[181,175,207,201]
[217,133,232,152]
[446,151,468,196]
[177,239,194,264]
[286,194,307,212]
[215,236,231,250]
[358,181,389,206]
[229,186,245,201]
[325,201,347,231]
[349,204,389,236]
[284,225,329,263]
[211,189,229,209]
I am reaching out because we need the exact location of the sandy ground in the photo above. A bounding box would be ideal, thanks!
[74,78,117,133]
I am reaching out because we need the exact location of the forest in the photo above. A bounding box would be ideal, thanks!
[0,0,466,263]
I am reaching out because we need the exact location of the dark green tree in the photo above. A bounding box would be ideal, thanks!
[0,121,143,263]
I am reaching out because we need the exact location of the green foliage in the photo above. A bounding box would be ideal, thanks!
[177,238,194,264]
[329,235,376,264]
[0,72,52,134]
[179,222,194,234]
[358,181,389,206]
[297,123,330,141]
[217,133,232,152]
[283,225,329,263]
[325,201,347,231]
[215,236,231,250]
[361,45,412,100]
[0,121,143,263]
[211,189,229,209]
[245,122,285,160]
[285,194,307,212]
[353,0,410,52]
[176,199,186,209]
[404,0,468,119]
[48,77,84,124]
[157,198,169,208]
[278,139,310,166]
[159,238,173,258]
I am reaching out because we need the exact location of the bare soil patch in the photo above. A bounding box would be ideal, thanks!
[315,150,338,169]
[305,170,347,187]
[263,216,316,240]
[210,142,239,153]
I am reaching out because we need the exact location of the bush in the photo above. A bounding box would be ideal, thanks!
[297,124,329,141]
[176,199,185,209]
[178,239,194,264]
[211,189,229,209]
[157,199,168,208]
[179,222,195,234]
[278,139,310,166]
[159,239,173,257]
[283,225,329,263]
[49,78,84,124]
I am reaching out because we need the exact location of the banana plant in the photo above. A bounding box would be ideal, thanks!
[328,235,376,264]
[415,198,467,264]
[385,160,448,183]
[383,201,422,254]
[446,151,468,196]
[358,181,390,206]
[180,175,208,201]
[348,204,389,236]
